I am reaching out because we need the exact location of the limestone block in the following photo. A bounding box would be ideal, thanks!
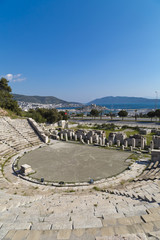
[57,229,71,240]
[20,164,34,176]
[72,215,102,229]
[31,222,52,230]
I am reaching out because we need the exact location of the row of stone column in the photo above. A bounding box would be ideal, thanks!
[60,133,79,142]
[60,133,107,146]
[108,138,145,149]
[59,133,148,151]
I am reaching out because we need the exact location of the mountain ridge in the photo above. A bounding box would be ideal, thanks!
[87,96,157,105]
[13,94,82,105]
[13,94,158,106]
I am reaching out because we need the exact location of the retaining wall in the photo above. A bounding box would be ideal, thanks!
[28,118,48,143]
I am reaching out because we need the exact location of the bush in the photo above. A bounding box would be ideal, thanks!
[24,108,68,124]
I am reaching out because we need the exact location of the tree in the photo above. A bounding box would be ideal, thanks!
[118,110,128,120]
[26,108,69,123]
[135,109,137,121]
[59,111,68,120]
[0,77,21,115]
[37,108,60,123]
[147,111,155,122]
[99,110,103,119]
[0,77,12,92]
[90,109,99,119]
[155,109,160,121]
[109,111,115,120]
[75,113,83,117]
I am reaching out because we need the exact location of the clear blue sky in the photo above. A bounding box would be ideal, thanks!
[0,0,160,103]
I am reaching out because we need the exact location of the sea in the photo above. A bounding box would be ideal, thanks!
[101,103,156,110]
[58,103,157,112]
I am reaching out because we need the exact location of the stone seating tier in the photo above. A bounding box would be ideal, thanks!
[0,117,160,239]
[0,117,42,178]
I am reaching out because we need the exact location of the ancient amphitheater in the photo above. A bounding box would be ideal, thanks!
[0,117,160,240]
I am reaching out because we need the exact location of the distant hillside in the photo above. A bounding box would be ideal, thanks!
[13,94,81,105]
[88,96,156,105]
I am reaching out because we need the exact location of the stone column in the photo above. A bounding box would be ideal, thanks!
[150,140,154,150]
[96,136,99,144]
[65,133,68,141]
[69,132,72,140]
[99,137,102,146]
[117,140,120,147]
[132,138,135,148]
[141,138,145,150]
[87,140,90,145]
[121,145,124,151]
[109,140,112,146]
[124,140,128,148]
[130,146,133,151]
[106,142,109,147]
[60,133,63,140]
[80,135,83,142]
[90,136,93,144]
[102,137,106,146]
[74,134,77,141]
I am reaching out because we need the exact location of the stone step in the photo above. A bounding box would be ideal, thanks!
[2,222,160,240]
[153,161,159,168]
[146,206,160,214]
[141,213,160,223]
[102,215,143,227]
[95,232,160,240]
[150,194,160,204]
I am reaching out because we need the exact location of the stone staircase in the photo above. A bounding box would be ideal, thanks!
[0,117,43,181]
[134,161,160,182]
[2,117,42,147]
[2,210,160,240]
[1,188,160,240]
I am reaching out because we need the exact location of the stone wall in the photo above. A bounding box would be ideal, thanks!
[28,118,48,143]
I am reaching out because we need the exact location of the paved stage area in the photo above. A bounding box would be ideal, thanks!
[18,141,131,183]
